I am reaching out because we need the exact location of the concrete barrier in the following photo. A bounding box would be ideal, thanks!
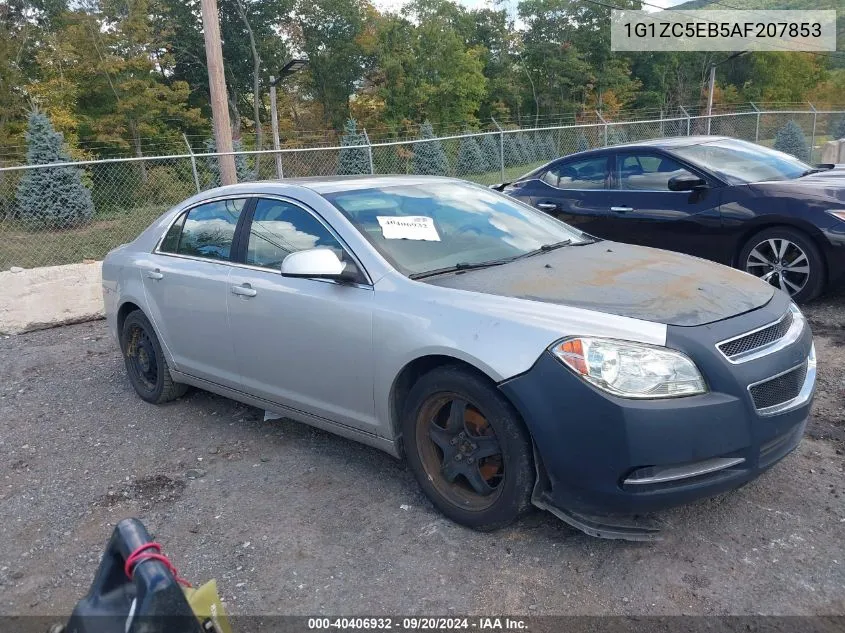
[821,138,845,164]
[0,261,104,335]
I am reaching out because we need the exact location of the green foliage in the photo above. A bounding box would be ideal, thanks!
[503,132,524,167]
[479,133,501,172]
[537,131,557,161]
[518,133,537,163]
[337,119,371,175]
[576,132,591,153]
[204,138,253,186]
[607,127,628,146]
[138,166,197,206]
[15,109,94,228]
[829,116,845,141]
[773,120,810,162]
[455,135,487,175]
[412,121,449,175]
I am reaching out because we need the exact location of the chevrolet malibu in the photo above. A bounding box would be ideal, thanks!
[103,176,816,539]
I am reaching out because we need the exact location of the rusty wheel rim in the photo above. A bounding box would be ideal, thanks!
[415,393,504,511]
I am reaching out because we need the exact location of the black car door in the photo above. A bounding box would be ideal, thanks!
[522,153,617,237]
[601,151,725,260]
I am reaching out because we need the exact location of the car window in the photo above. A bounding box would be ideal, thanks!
[672,138,811,184]
[617,153,694,191]
[543,156,609,190]
[246,198,343,269]
[161,199,246,260]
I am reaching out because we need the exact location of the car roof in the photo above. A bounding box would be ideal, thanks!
[185,175,463,203]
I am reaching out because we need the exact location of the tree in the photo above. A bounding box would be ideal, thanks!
[16,109,94,228]
[479,132,501,172]
[337,118,370,175]
[773,120,810,162]
[576,132,590,153]
[205,137,252,186]
[455,134,486,176]
[412,121,449,175]
[830,116,845,141]
[503,131,524,167]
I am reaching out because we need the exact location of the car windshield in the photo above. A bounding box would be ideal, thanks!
[324,181,587,277]
[672,138,812,184]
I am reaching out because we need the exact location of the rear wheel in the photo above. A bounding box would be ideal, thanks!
[401,366,534,530]
[739,227,825,303]
[121,310,187,404]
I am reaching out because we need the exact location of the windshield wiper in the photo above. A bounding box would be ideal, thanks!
[408,240,573,280]
[799,165,833,177]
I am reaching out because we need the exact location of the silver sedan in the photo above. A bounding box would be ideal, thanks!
[103,176,815,538]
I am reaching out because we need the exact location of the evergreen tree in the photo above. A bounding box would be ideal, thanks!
[16,109,94,229]
[576,131,591,153]
[455,135,487,176]
[412,121,449,176]
[337,118,371,175]
[503,132,524,167]
[518,133,537,163]
[773,120,810,162]
[541,132,558,160]
[829,116,845,141]
[479,133,501,172]
[205,137,252,186]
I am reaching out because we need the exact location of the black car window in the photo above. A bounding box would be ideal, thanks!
[543,156,610,190]
[617,153,694,191]
[246,198,342,269]
[159,211,186,253]
[169,198,246,261]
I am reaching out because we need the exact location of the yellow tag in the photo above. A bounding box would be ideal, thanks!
[183,579,232,633]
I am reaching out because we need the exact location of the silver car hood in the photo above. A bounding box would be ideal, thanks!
[423,241,775,327]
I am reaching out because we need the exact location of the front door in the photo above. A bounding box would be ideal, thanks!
[141,197,248,386]
[226,197,378,434]
[602,151,724,259]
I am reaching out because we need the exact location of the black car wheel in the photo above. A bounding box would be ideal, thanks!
[401,366,534,531]
[740,228,825,303]
[121,310,188,404]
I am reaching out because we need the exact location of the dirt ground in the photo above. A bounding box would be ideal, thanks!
[1,288,844,617]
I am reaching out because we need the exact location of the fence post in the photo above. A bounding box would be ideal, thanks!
[363,128,374,175]
[182,133,201,193]
[269,76,284,179]
[491,117,505,182]
[596,110,608,146]
[660,108,664,136]
[809,102,817,163]
[749,102,760,143]
[680,106,691,136]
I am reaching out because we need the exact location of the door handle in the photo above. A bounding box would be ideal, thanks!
[145,269,164,280]
[537,202,558,211]
[610,206,633,213]
[231,284,257,298]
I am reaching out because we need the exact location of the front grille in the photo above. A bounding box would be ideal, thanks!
[719,311,793,359]
[749,361,808,410]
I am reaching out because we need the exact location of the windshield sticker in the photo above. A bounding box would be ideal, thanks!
[377,216,440,241]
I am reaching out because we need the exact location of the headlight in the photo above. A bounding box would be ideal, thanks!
[827,209,845,223]
[550,337,707,399]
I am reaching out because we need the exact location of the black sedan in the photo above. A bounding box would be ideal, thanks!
[499,136,845,302]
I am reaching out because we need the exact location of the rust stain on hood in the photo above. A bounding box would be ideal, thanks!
[425,241,775,327]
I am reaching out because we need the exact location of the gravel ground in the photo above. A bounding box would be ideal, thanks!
[1,288,844,617]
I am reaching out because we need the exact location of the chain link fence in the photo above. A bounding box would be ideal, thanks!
[1,105,843,271]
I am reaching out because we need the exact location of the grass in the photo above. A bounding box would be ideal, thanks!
[0,204,168,269]
[463,161,548,186]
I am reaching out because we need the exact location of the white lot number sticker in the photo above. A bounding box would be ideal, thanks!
[377,216,440,241]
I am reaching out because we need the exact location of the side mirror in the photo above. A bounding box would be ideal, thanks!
[281,248,347,280]
[668,174,707,192]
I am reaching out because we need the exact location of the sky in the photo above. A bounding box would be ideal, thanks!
[370,0,691,15]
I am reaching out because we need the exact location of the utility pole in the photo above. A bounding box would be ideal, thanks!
[200,0,237,185]
[269,76,283,179]
[706,62,716,135]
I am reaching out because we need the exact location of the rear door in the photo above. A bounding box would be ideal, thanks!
[528,154,617,237]
[602,151,724,258]
[226,197,378,434]
[141,197,249,386]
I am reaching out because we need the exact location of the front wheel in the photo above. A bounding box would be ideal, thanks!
[739,227,825,303]
[401,366,534,531]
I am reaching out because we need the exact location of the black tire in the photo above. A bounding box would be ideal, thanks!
[738,227,825,303]
[401,366,534,531]
[121,310,188,404]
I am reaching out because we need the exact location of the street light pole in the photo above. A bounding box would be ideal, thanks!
[200,0,237,185]
[706,63,716,135]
